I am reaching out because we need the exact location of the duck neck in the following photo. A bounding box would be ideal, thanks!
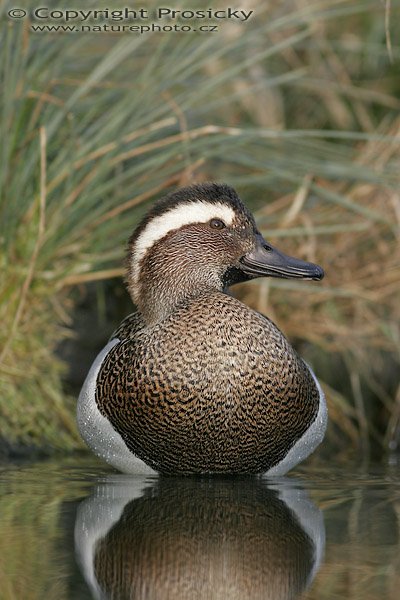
[132,268,223,326]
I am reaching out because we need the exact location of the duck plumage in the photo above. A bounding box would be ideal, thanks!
[77,183,327,475]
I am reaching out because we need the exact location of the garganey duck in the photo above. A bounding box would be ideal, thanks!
[77,183,327,475]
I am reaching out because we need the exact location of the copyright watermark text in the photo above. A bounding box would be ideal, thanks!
[7,6,254,34]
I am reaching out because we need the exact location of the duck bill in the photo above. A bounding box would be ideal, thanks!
[240,235,324,281]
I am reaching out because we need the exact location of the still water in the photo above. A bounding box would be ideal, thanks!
[0,455,399,600]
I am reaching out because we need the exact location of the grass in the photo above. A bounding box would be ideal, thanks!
[0,0,399,455]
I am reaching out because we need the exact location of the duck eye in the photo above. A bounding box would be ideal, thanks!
[209,218,226,230]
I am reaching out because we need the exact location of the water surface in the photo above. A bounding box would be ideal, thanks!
[1,456,399,599]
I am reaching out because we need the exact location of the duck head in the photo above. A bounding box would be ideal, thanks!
[126,183,324,324]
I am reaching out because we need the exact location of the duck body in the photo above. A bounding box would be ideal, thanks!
[78,183,327,475]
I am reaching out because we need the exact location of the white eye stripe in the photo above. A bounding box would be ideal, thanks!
[130,201,235,288]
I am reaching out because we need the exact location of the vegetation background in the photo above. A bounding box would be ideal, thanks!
[1,0,399,462]
[1,1,400,599]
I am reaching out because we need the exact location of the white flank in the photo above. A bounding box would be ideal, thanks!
[77,339,156,475]
[131,200,236,287]
[265,366,328,476]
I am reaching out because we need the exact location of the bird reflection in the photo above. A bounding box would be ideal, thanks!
[75,475,324,600]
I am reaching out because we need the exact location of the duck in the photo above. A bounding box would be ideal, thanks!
[77,182,327,475]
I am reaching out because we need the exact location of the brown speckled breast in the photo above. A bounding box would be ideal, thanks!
[109,312,146,341]
[96,292,319,474]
